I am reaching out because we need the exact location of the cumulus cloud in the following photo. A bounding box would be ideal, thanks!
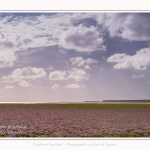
[49,70,67,80]
[19,81,32,87]
[107,47,150,70]
[58,25,106,52]
[98,13,150,41]
[49,68,89,82]
[66,84,84,89]
[0,13,100,54]
[0,50,17,68]
[0,14,95,69]
[52,83,60,89]
[70,57,98,67]
[4,13,150,70]
[1,13,150,65]
[4,85,14,89]
[68,68,89,82]
[2,67,46,82]
[0,13,105,68]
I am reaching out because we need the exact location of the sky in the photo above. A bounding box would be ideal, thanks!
[0,12,150,102]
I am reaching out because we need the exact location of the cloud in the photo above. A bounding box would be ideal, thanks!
[1,13,150,69]
[23,38,33,45]
[19,81,32,87]
[0,13,105,68]
[0,40,14,49]
[131,74,145,79]
[84,65,91,70]
[2,67,46,82]
[0,13,97,54]
[66,84,84,89]
[71,17,98,28]
[58,25,106,52]
[52,84,60,89]
[52,83,84,89]
[70,57,98,67]
[49,70,67,80]
[5,13,150,70]
[49,68,89,82]
[98,13,150,41]
[0,50,17,68]
[0,15,57,53]
[68,68,89,82]
[4,85,14,89]
[107,47,150,70]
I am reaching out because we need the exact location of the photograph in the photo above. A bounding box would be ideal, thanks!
[0,12,150,140]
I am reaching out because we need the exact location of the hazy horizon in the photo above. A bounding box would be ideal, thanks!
[0,12,150,102]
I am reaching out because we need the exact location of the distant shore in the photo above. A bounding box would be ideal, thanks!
[1,100,150,104]
[102,100,150,103]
